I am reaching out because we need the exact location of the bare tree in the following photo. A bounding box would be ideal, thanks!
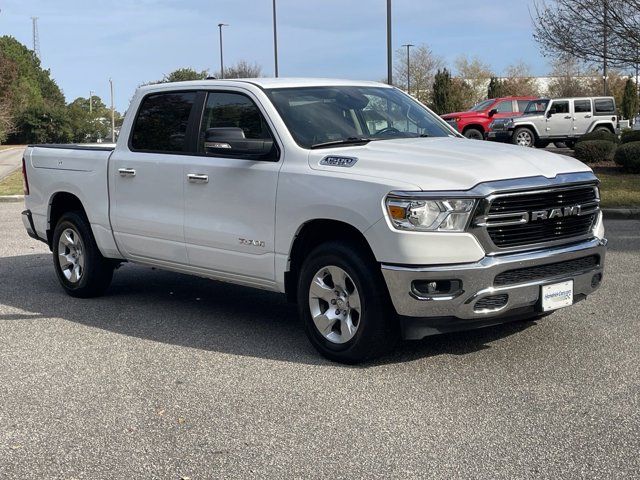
[454,55,494,105]
[532,0,640,93]
[501,62,541,97]
[394,44,444,104]
[546,55,589,97]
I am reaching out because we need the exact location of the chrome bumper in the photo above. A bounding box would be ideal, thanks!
[381,238,606,322]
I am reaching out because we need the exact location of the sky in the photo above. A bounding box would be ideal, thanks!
[0,0,547,112]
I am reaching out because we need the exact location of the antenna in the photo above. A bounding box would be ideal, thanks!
[31,16,40,59]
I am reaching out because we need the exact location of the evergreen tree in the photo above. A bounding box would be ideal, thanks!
[621,78,638,120]
[487,77,505,99]
[431,68,454,115]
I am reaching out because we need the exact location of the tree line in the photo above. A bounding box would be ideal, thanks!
[396,46,638,119]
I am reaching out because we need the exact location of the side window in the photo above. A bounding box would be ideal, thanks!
[574,100,592,113]
[517,100,530,112]
[131,92,197,153]
[200,92,271,144]
[550,101,570,115]
[495,101,514,113]
[594,98,615,114]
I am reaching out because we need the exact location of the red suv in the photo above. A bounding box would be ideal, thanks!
[441,97,537,140]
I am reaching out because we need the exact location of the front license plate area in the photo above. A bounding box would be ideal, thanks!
[541,280,574,312]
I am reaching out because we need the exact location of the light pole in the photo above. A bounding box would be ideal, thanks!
[89,90,94,114]
[272,0,279,77]
[402,44,414,95]
[109,78,115,143]
[218,23,229,79]
[386,0,392,85]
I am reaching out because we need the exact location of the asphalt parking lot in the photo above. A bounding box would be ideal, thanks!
[1,202,638,479]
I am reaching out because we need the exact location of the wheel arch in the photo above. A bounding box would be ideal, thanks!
[462,124,486,135]
[588,122,615,134]
[284,219,378,303]
[511,123,540,139]
[47,191,89,248]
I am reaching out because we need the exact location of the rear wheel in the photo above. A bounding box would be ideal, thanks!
[512,127,535,147]
[464,128,484,140]
[52,211,114,298]
[297,241,397,363]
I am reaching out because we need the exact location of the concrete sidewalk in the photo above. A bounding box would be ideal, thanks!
[0,147,26,181]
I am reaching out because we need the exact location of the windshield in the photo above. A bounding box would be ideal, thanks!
[524,99,549,115]
[265,86,454,149]
[470,99,495,112]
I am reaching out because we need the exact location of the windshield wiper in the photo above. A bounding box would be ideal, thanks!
[310,137,374,149]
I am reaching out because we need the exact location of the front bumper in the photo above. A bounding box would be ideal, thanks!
[381,237,606,338]
[485,130,512,143]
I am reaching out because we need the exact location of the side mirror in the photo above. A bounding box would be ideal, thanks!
[488,108,498,117]
[546,109,556,118]
[204,127,275,160]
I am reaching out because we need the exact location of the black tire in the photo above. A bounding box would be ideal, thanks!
[512,127,535,147]
[464,128,484,140]
[593,126,611,134]
[297,241,397,364]
[52,211,114,298]
[565,140,576,150]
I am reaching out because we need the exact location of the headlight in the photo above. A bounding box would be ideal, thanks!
[385,197,476,232]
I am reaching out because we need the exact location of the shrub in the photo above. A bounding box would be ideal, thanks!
[613,141,640,173]
[620,129,640,144]
[574,140,617,163]
[576,129,618,144]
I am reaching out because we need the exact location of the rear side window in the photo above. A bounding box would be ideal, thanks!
[594,98,615,114]
[574,99,592,113]
[131,92,197,153]
[495,100,514,113]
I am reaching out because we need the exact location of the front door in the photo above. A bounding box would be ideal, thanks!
[545,100,573,137]
[182,90,282,285]
[110,91,199,265]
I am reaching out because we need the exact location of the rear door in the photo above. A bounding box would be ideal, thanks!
[545,100,573,136]
[572,99,593,135]
[110,91,200,264]
[182,89,282,284]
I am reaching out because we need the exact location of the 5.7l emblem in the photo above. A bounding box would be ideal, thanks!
[239,238,265,248]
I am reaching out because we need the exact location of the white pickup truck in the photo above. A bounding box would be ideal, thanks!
[21,78,607,363]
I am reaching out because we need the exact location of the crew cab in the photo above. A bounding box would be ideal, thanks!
[441,96,537,140]
[21,78,606,363]
[488,97,618,148]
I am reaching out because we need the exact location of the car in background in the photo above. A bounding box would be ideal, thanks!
[441,96,537,140]
[488,97,617,148]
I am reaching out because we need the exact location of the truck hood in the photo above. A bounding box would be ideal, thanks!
[308,137,592,191]
[441,111,481,120]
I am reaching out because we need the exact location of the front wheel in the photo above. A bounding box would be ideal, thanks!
[464,128,484,140]
[52,211,114,298]
[297,241,397,363]
[512,127,535,147]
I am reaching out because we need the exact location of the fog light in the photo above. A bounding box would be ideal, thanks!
[591,273,602,288]
[412,279,462,297]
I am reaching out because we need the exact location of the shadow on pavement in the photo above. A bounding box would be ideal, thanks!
[0,253,536,366]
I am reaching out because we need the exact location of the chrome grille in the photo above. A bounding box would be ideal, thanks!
[481,184,599,250]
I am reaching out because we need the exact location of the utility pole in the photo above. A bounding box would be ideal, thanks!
[603,0,608,96]
[31,16,40,59]
[386,0,392,85]
[272,0,279,77]
[89,90,94,114]
[109,78,115,143]
[402,44,414,95]
[218,23,229,79]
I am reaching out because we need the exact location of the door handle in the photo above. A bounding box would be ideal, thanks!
[564,115,572,119]
[187,173,209,184]
[118,168,136,177]
[585,114,592,118]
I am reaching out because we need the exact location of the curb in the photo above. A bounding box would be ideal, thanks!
[0,195,24,203]
[602,208,640,220]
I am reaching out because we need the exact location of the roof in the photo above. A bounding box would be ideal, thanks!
[138,77,391,93]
